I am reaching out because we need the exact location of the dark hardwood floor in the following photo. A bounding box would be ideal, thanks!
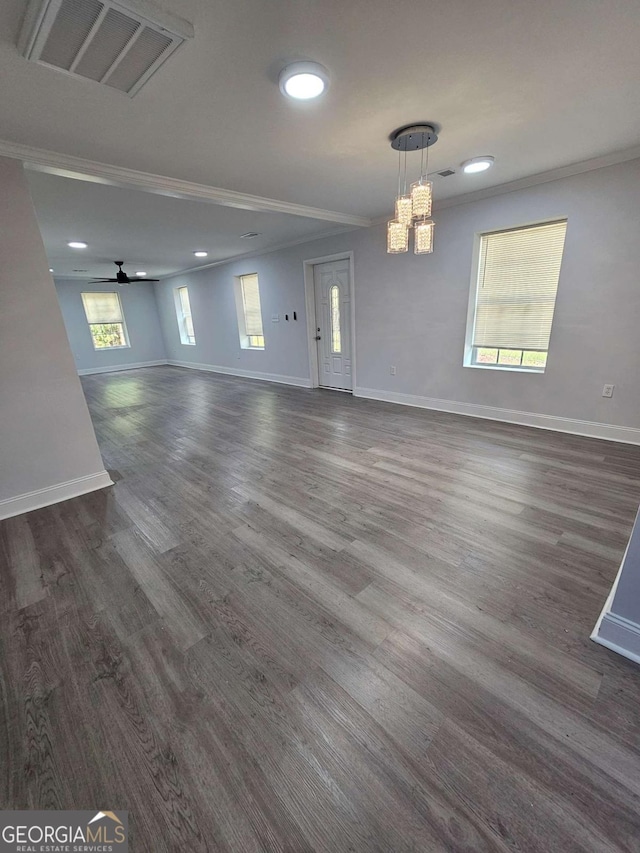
[2,365,640,851]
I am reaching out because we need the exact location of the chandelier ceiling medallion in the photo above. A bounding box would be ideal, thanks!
[387,124,438,255]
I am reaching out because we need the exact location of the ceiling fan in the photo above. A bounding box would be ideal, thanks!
[90,261,159,285]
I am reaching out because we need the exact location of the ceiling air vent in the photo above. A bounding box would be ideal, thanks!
[437,168,456,177]
[18,0,194,96]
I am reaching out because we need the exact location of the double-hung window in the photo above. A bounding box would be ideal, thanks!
[236,273,265,349]
[465,220,567,372]
[81,291,129,349]
[176,286,196,345]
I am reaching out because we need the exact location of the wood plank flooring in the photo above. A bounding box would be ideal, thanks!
[2,365,640,851]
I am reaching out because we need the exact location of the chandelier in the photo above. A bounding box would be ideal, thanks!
[387,124,438,255]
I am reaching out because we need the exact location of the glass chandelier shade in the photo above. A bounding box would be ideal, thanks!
[395,194,413,226]
[410,179,433,219]
[414,219,434,254]
[387,220,409,253]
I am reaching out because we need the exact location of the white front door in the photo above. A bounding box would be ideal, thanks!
[313,259,352,391]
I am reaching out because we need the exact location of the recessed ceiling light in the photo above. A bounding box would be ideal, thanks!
[193,251,208,257]
[240,232,261,239]
[68,241,88,249]
[462,156,494,174]
[136,271,147,276]
[49,268,54,272]
[279,61,329,100]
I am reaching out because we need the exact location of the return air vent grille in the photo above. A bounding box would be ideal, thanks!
[19,0,194,96]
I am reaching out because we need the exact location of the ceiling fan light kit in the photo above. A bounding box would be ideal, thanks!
[387,124,437,255]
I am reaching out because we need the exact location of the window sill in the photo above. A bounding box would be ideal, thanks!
[180,341,196,346]
[464,362,545,374]
[241,346,265,351]
[93,345,130,351]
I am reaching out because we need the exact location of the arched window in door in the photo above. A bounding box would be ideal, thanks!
[330,284,341,353]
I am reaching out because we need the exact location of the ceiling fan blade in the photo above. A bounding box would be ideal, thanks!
[89,278,118,282]
[135,278,160,281]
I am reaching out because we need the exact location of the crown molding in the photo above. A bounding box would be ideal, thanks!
[435,145,640,210]
[367,145,640,225]
[0,139,373,228]
[159,224,358,280]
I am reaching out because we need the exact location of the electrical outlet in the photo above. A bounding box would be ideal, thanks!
[602,384,615,398]
[390,366,397,376]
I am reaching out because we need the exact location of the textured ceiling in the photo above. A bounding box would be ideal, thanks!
[3,0,640,270]
[28,170,350,279]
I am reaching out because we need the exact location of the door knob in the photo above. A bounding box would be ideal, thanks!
[314,335,321,340]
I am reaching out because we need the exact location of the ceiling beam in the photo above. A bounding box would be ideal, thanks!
[0,139,373,228]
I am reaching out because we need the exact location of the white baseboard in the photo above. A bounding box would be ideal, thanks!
[353,387,640,445]
[167,359,313,388]
[0,470,114,521]
[78,360,168,375]
[592,612,640,666]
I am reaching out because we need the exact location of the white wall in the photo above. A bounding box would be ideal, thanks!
[0,157,111,519]
[155,234,354,385]
[55,278,166,374]
[353,160,640,434]
[154,158,640,439]
[593,507,640,665]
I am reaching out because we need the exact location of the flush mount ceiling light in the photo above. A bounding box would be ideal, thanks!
[193,251,208,257]
[68,241,87,249]
[387,124,438,255]
[279,61,329,100]
[462,156,494,174]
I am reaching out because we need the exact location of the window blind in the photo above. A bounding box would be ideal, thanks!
[178,286,191,317]
[177,286,195,341]
[240,274,264,337]
[473,220,567,351]
[82,291,123,324]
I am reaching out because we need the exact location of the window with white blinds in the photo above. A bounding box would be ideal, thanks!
[467,220,567,371]
[81,291,129,349]
[239,273,264,348]
[176,286,195,345]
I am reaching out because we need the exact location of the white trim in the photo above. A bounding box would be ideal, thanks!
[0,470,114,521]
[77,359,168,375]
[162,225,357,281]
[0,139,372,227]
[591,507,640,666]
[592,613,640,667]
[166,359,312,388]
[353,386,640,445]
[463,231,482,366]
[464,363,545,374]
[303,251,356,391]
[435,147,640,211]
[592,508,638,636]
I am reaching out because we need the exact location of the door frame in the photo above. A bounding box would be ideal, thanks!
[303,251,356,390]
